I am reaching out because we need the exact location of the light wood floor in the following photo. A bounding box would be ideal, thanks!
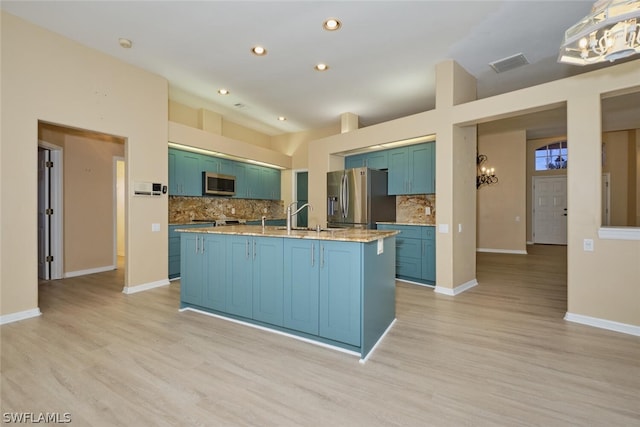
[2,245,639,426]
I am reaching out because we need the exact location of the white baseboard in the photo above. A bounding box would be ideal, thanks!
[64,265,115,278]
[435,279,478,296]
[526,241,534,245]
[122,278,170,294]
[476,248,528,254]
[0,308,42,325]
[359,318,396,364]
[564,312,640,337]
[395,278,434,288]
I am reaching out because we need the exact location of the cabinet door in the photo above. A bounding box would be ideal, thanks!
[179,151,202,196]
[180,234,204,305]
[426,142,435,194]
[421,227,436,283]
[408,143,430,194]
[396,237,422,279]
[319,241,361,346]
[246,165,262,198]
[387,148,408,195]
[232,163,246,198]
[226,236,253,317]
[168,149,178,195]
[345,154,365,169]
[252,237,284,326]
[283,239,319,335]
[366,151,388,170]
[203,234,227,311]
[262,168,281,200]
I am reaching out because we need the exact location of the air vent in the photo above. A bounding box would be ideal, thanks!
[234,103,246,109]
[489,53,529,73]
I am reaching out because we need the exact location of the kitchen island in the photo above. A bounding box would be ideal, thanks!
[176,225,398,361]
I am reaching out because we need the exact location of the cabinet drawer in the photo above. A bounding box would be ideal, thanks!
[392,225,422,239]
[422,226,435,239]
[396,237,421,258]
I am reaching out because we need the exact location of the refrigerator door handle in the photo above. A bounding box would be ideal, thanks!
[341,173,349,219]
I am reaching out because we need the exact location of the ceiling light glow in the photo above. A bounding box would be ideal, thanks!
[278,116,287,121]
[251,46,267,56]
[323,18,341,31]
[218,89,229,95]
[118,38,132,48]
[314,63,329,71]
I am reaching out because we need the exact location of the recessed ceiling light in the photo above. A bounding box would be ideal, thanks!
[118,38,132,49]
[314,63,329,71]
[323,18,341,31]
[218,89,229,95]
[251,46,267,56]
[278,116,287,121]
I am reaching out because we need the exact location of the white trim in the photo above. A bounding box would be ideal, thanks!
[179,307,362,358]
[0,308,42,325]
[64,265,115,278]
[526,241,534,245]
[359,318,396,364]
[564,312,640,337]
[598,227,640,241]
[434,279,478,296]
[122,278,170,294]
[476,248,528,254]
[113,156,125,262]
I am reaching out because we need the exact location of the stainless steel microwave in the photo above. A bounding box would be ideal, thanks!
[203,171,235,196]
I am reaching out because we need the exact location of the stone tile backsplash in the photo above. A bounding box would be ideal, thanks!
[169,196,284,223]
[170,194,435,225]
[395,194,436,224]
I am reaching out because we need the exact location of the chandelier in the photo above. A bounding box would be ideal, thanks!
[477,154,498,189]
[558,0,640,65]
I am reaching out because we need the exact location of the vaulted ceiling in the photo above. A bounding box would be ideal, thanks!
[2,1,639,138]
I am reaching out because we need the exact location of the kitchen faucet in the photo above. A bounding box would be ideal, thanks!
[286,201,313,232]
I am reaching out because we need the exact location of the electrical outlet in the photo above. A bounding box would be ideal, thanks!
[583,239,594,252]
[231,208,235,215]
[425,206,431,215]
[263,208,268,213]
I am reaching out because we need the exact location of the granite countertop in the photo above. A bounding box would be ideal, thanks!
[377,222,435,227]
[175,225,399,243]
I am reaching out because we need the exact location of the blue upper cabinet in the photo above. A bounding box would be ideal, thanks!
[169,148,281,200]
[387,142,435,195]
[345,150,388,170]
[168,148,202,196]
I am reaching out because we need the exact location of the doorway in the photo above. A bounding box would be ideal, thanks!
[532,175,568,245]
[115,157,125,268]
[295,170,309,228]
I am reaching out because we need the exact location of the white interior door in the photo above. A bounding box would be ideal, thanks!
[533,176,567,245]
[38,148,51,279]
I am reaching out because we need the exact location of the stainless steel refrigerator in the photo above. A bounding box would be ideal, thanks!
[327,167,396,229]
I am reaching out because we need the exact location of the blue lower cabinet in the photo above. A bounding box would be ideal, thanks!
[252,237,284,326]
[319,241,361,346]
[180,233,204,306]
[283,239,320,335]
[226,236,254,318]
[377,224,436,285]
[170,223,213,279]
[202,235,227,311]
[180,233,226,310]
[226,235,284,325]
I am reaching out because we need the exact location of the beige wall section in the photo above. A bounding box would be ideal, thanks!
[62,134,124,273]
[1,12,168,316]
[477,130,527,252]
[222,120,271,149]
[168,101,199,129]
[168,122,290,169]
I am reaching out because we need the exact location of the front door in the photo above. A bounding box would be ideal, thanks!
[533,176,567,245]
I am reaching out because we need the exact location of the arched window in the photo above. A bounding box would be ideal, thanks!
[535,141,567,171]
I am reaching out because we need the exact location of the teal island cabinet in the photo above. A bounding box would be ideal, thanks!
[177,225,398,361]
